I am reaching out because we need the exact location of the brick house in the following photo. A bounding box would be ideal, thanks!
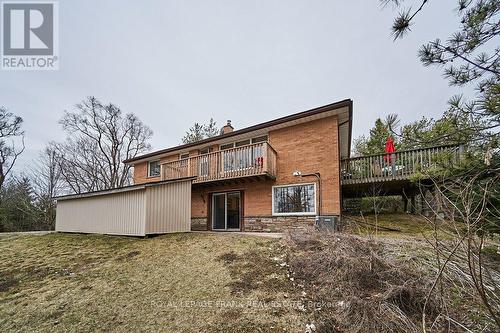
[124,99,352,232]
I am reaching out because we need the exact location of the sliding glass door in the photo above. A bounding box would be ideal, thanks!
[212,192,241,230]
[212,194,226,230]
[226,193,240,229]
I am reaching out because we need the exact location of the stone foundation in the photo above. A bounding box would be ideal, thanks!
[243,216,316,232]
[191,217,208,231]
[192,215,324,232]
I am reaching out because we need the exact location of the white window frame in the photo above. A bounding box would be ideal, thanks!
[235,139,251,147]
[211,191,241,231]
[147,160,161,177]
[251,135,268,144]
[271,182,317,216]
[199,147,212,155]
[220,142,235,150]
[179,152,190,160]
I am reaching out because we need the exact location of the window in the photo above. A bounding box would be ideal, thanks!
[179,153,189,167]
[220,143,234,150]
[199,148,212,176]
[219,136,268,172]
[252,135,268,144]
[272,183,316,215]
[200,147,212,155]
[251,136,267,164]
[235,139,250,147]
[148,160,161,177]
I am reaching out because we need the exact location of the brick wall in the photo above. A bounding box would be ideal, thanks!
[133,114,342,232]
[269,115,341,215]
[133,154,180,184]
[133,148,213,185]
[191,180,274,218]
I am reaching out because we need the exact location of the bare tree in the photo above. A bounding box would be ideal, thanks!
[417,166,500,331]
[30,143,63,198]
[0,107,24,190]
[357,183,389,238]
[57,97,153,193]
[29,144,63,228]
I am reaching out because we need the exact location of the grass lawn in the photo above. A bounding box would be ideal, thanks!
[0,232,305,332]
[344,213,465,240]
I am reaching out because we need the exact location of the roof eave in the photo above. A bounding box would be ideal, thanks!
[123,98,353,164]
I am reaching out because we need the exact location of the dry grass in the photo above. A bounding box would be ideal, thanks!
[2,216,497,332]
[0,232,305,333]
[344,213,465,240]
[284,231,436,332]
[284,230,498,333]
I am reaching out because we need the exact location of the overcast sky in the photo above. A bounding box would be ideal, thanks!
[1,0,467,174]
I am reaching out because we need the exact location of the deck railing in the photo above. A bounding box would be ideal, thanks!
[161,142,277,183]
[341,144,463,185]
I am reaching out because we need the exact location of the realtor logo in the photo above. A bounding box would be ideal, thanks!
[1,1,59,70]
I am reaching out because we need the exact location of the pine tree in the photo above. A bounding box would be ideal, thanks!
[383,0,499,147]
[0,177,39,231]
[181,119,220,144]
[354,118,394,155]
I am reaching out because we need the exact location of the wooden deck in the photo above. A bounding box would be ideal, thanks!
[341,144,462,186]
[161,142,277,184]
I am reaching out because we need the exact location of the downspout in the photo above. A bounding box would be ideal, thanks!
[299,172,321,216]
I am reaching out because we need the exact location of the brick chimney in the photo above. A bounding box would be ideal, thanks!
[222,120,233,134]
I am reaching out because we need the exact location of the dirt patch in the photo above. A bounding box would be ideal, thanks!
[0,233,306,332]
[116,250,141,261]
[0,274,19,292]
[218,251,238,265]
[217,249,289,295]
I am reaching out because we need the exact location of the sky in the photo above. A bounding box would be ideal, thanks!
[1,0,466,174]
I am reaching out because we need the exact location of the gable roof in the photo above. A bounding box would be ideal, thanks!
[124,98,353,164]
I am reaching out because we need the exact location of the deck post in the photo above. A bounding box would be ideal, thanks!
[391,153,396,178]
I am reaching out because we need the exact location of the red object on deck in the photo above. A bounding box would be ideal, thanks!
[384,137,396,163]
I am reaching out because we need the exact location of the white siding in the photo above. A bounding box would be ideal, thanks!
[55,179,192,236]
[145,181,191,234]
[56,189,146,236]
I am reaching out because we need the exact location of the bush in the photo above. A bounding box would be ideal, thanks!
[285,231,440,333]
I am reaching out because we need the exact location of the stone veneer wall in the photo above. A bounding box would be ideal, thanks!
[191,217,208,231]
[243,216,316,232]
[191,216,337,232]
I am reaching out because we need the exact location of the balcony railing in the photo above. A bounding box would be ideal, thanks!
[161,142,277,183]
[341,144,463,185]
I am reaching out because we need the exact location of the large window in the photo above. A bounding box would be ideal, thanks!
[220,143,234,150]
[200,147,212,155]
[272,183,316,215]
[220,135,269,172]
[148,160,161,177]
[251,135,268,144]
[179,153,189,167]
[199,147,212,177]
